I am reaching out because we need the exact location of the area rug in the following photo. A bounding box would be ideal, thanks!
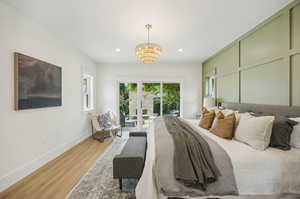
[66,137,137,199]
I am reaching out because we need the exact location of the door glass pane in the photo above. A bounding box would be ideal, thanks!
[142,83,161,128]
[163,83,180,116]
[119,83,138,128]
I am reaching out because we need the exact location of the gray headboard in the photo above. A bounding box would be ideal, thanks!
[221,102,300,118]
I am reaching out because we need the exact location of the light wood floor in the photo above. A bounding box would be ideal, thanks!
[0,137,112,199]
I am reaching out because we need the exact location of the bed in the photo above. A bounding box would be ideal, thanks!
[135,103,300,199]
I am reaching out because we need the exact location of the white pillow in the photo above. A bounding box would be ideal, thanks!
[234,112,252,128]
[234,114,275,150]
[290,117,300,149]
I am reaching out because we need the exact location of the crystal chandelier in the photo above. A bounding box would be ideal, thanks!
[135,24,162,64]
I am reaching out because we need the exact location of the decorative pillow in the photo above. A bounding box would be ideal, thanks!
[210,108,234,115]
[222,109,235,115]
[251,114,298,150]
[234,112,250,128]
[223,110,248,131]
[210,111,223,129]
[207,107,221,115]
[234,114,275,150]
[199,107,215,129]
[270,117,298,150]
[290,117,300,149]
[98,112,112,128]
[210,111,236,139]
[207,106,219,111]
[108,111,118,126]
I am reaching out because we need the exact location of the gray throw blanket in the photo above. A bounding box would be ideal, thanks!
[153,117,238,198]
[163,116,221,189]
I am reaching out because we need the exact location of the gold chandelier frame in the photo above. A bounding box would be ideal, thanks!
[135,24,162,64]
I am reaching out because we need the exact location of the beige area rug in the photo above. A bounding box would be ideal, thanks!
[66,136,137,199]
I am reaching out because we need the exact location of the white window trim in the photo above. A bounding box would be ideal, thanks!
[83,74,94,112]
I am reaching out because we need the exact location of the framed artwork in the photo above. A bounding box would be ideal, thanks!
[14,53,62,110]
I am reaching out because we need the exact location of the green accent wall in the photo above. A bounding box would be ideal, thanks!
[202,0,300,106]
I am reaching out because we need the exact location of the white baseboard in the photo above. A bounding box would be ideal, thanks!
[0,132,90,192]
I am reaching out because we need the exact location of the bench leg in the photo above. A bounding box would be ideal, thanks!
[119,178,122,191]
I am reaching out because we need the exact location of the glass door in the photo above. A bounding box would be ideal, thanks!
[162,83,180,116]
[141,83,161,129]
[119,81,181,130]
[119,82,139,129]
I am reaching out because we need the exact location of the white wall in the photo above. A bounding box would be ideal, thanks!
[96,63,202,119]
[0,2,97,191]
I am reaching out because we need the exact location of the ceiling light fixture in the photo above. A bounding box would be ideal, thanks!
[115,48,121,52]
[178,48,183,52]
[135,24,162,64]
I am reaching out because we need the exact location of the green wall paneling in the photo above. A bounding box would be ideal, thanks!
[217,73,239,103]
[202,0,300,107]
[291,3,300,49]
[215,44,238,75]
[240,59,289,105]
[240,14,286,66]
[292,54,300,106]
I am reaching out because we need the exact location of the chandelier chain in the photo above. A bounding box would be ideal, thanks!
[148,27,149,44]
[145,24,152,44]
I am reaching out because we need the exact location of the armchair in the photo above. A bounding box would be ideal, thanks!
[90,114,111,142]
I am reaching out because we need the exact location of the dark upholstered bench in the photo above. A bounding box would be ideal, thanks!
[129,131,147,137]
[113,132,147,191]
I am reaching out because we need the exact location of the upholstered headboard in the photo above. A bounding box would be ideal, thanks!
[221,102,300,118]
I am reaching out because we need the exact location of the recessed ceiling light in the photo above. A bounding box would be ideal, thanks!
[178,48,183,52]
[115,48,121,52]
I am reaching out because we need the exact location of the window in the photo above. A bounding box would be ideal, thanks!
[209,76,215,97]
[205,77,210,96]
[83,74,94,111]
[205,76,215,97]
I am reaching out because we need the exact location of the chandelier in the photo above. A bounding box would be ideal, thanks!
[135,24,162,64]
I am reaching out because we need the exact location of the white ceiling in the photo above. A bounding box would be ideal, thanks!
[3,0,293,64]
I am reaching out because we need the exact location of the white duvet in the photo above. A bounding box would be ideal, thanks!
[135,119,300,199]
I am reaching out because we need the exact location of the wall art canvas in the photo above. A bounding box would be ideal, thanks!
[14,53,62,110]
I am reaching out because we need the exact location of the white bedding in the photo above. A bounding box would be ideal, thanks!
[135,119,300,199]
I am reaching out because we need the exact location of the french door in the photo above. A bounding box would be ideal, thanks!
[119,81,181,130]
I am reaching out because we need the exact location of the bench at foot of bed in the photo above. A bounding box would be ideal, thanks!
[113,132,147,191]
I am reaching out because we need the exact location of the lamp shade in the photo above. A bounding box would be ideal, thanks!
[203,97,216,108]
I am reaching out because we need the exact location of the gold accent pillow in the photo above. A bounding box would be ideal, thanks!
[210,111,236,140]
[199,107,215,129]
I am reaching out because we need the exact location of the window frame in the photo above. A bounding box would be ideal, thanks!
[82,74,94,112]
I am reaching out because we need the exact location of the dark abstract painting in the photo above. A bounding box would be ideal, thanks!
[14,53,62,110]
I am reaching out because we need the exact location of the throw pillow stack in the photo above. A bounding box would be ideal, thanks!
[198,107,299,151]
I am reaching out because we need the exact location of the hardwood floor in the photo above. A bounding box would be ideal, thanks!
[0,137,112,199]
